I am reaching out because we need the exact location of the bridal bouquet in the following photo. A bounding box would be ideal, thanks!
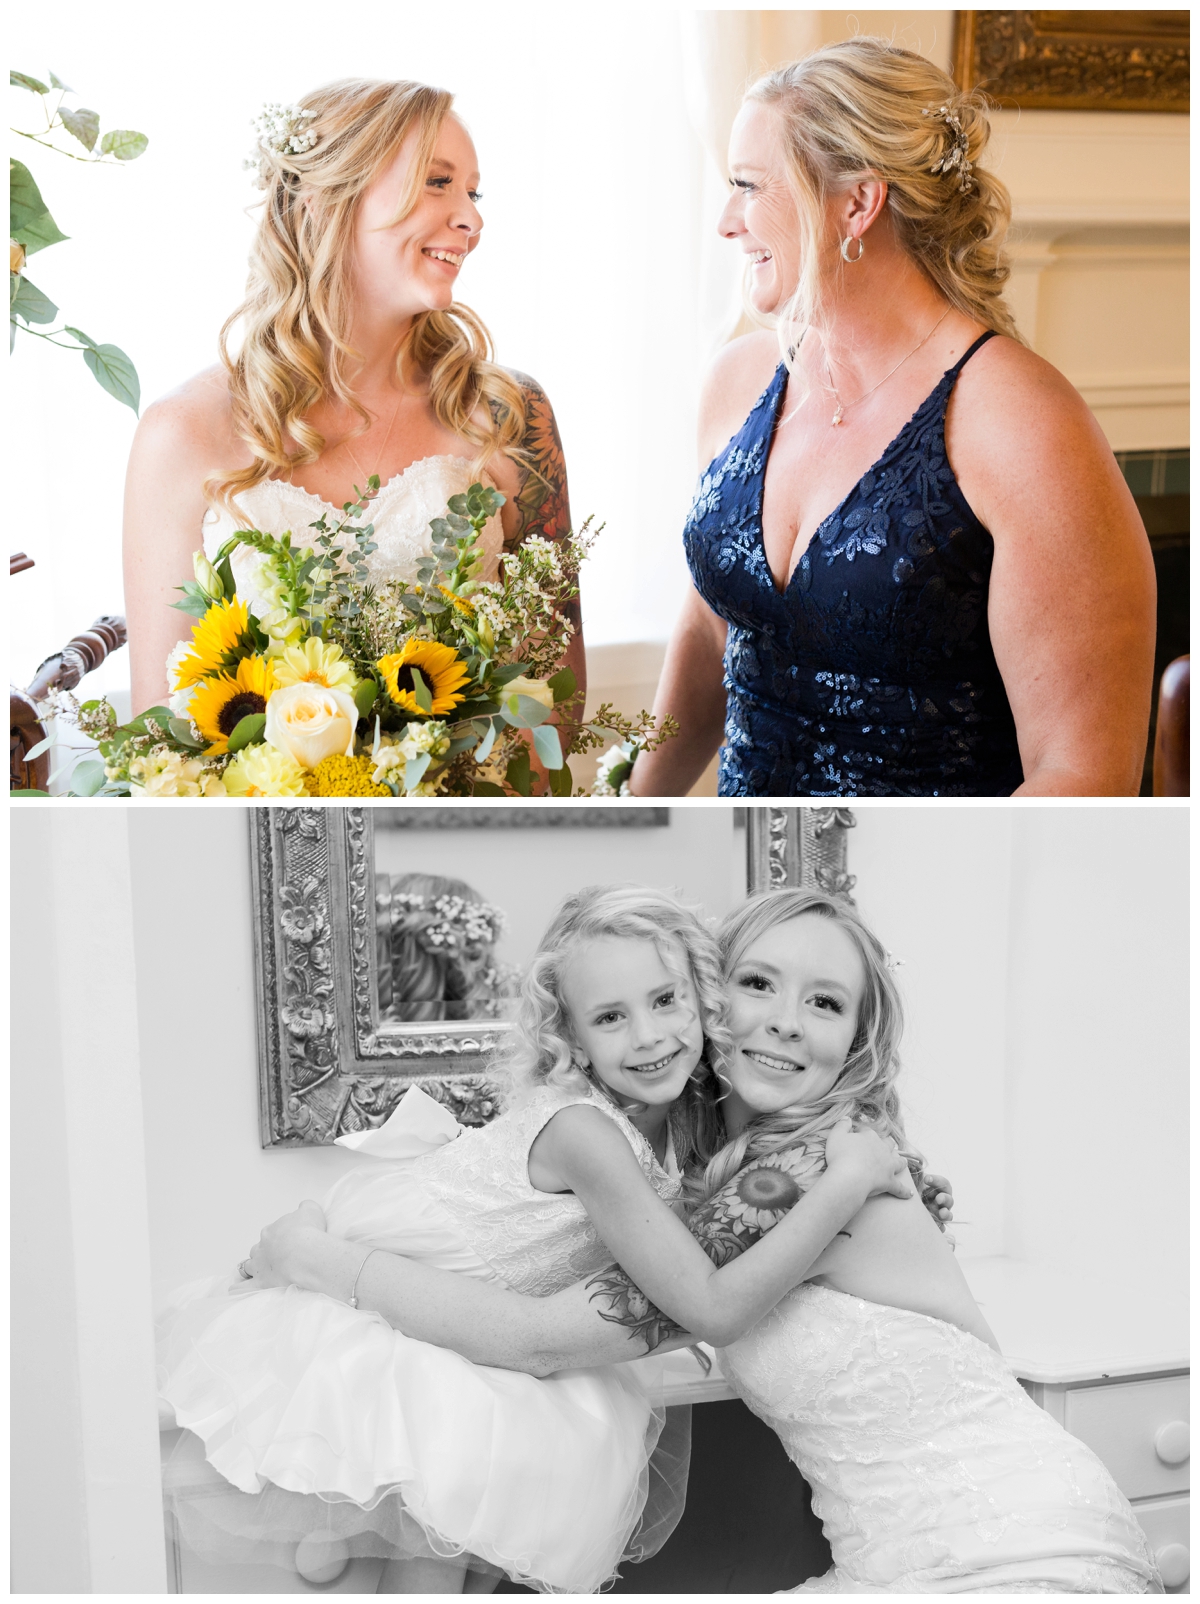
[52,481,674,798]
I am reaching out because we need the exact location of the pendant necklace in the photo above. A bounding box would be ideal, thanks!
[339,389,405,488]
[824,306,951,427]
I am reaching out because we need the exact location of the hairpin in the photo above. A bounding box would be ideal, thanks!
[922,104,975,195]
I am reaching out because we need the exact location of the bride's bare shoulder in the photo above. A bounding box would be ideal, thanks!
[131,365,244,471]
[697,330,781,466]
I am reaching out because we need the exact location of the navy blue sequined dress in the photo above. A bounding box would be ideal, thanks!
[683,332,1024,796]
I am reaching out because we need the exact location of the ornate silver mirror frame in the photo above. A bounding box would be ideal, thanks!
[252,805,854,1148]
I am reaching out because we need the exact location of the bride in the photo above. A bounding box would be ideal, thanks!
[123,77,582,716]
[252,889,1160,1594]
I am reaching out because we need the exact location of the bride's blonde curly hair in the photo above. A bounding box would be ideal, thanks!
[690,890,926,1206]
[747,37,1021,351]
[498,885,731,1174]
[207,77,527,510]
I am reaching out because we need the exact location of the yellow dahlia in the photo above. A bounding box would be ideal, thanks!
[174,597,255,687]
[377,640,470,717]
[191,655,278,754]
[223,744,308,797]
[272,638,358,692]
[302,753,390,797]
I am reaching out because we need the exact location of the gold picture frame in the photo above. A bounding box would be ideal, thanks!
[953,11,1189,113]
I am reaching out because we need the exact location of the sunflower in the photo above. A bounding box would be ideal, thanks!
[191,655,278,754]
[377,640,470,717]
[174,597,256,688]
[724,1153,804,1229]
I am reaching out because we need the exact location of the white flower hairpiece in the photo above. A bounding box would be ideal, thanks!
[244,101,319,188]
[922,104,975,195]
[392,891,506,957]
[884,950,905,973]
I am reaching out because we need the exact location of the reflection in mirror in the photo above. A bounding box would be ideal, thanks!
[375,873,517,1023]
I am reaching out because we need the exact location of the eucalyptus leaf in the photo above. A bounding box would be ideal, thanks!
[227,712,266,753]
[21,733,54,763]
[410,667,433,715]
[69,757,107,796]
[404,752,432,792]
[473,720,498,764]
[490,662,529,686]
[82,341,140,413]
[168,718,204,749]
[48,71,73,91]
[10,71,49,94]
[10,789,52,797]
[472,781,506,797]
[532,723,564,769]
[548,763,574,797]
[99,128,148,161]
[548,667,577,704]
[498,693,554,729]
[505,749,533,797]
[9,275,58,325]
[352,679,378,719]
[9,160,68,255]
[60,106,99,151]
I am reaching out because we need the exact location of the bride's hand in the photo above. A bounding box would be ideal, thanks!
[824,1119,913,1201]
[232,1200,328,1292]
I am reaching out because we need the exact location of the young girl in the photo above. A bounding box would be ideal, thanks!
[157,886,910,1595]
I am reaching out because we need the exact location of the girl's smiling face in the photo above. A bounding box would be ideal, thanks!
[724,913,865,1120]
[559,936,704,1108]
[350,112,483,323]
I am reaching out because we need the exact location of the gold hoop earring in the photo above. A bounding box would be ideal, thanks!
[840,235,865,264]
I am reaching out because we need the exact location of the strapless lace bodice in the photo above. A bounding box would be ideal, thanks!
[416,1085,683,1297]
[719,1283,1160,1594]
[202,456,504,620]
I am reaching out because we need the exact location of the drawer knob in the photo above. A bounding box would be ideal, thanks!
[1154,1420,1190,1466]
[1155,1543,1189,1589]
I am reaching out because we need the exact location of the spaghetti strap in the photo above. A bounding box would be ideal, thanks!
[945,328,998,378]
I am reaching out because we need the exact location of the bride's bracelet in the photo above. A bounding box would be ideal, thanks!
[348,1247,382,1309]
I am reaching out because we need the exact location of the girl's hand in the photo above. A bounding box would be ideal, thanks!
[824,1119,913,1202]
[233,1200,327,1291]
[921,1172,955,1228]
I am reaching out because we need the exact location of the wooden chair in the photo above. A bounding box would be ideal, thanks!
[10,614,127,792]
[1152,654,1189,797]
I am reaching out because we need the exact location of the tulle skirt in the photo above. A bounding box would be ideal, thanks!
[157,1166,687,1593]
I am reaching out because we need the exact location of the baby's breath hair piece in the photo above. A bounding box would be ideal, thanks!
[244,101,319,188]
[922,103,975,194]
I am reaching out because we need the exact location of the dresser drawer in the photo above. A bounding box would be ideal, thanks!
[1063,1375,1189,1500]
[1133,1495,1190,1593]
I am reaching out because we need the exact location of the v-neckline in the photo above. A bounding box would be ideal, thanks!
[756,334,992,598]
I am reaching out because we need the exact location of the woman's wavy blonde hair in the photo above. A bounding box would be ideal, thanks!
[497,884,731,1174]
[207,77,528,510]
[747,36,1021,354]
[691,889,926,1205]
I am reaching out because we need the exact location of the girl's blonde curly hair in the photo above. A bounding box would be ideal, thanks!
[691,889,926,1205]
[498,884,731,1173]
[747,36,1021,355]
[207,77,528,510]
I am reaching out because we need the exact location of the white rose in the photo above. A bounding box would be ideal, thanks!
[503,675,555,711]
[264,682,359,770]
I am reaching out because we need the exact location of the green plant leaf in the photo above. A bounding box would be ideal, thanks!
[227,713,265,753]
[409,666,434,715]
[99,128,148,161]
[60,106,99,151]
[9,274,58,325]
[532,723,564,769]
[548,667,577,704]
[21,733,54,763]
[10,71,49,94]
[499,693,554,729]
[473,719,498,764]
[82,341,140,413]
[548,762,574,797]
[404,752,431,792]
[490,662,529,686]
[472,781,506,797]
[168,718,204,749]
[352,679,378,719]
[9,160,68,255]
[69,758,107,796]
[505,749,533,796]
[48,71,72,91]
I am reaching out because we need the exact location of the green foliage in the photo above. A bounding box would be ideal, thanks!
[9,75,146,410]
[504,748,534,795]
[227,713,266,753]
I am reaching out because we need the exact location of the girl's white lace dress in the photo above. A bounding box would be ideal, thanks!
[719,1282,1162,1594]
[201,456,506,617]
[157,1085,685,1594]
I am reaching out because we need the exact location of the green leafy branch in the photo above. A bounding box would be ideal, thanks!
[9,70,146,411]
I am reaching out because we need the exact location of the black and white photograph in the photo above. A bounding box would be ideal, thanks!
[12,803,1188,1593]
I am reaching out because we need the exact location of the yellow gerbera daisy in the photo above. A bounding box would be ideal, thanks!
[272,638,357,692]
[174,597,255,688]
[223,744,307,798]
[191,655,278,754]
[377,640,470,717]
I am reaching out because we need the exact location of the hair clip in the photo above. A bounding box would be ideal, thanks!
[922,104,975,194]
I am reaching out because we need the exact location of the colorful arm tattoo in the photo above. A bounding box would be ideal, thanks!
[501,370,579,634]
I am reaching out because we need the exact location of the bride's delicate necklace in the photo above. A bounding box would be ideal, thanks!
[823,307,951,427]
[338,390,404,485]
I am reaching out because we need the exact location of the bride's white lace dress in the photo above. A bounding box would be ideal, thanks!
[719,1283,1162,1594]
[202,456,505,616]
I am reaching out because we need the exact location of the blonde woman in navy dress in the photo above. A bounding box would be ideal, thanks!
[631,39,1154,798]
